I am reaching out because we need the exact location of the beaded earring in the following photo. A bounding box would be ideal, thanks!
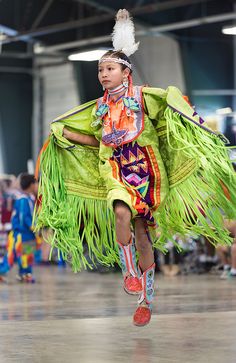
[122,77,129,88]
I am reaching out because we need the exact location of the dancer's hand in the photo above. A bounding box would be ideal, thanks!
[62,127,71,139]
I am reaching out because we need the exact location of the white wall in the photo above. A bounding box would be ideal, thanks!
[40,63,80,139]
[133,34,185,92]
[32,61,80,161]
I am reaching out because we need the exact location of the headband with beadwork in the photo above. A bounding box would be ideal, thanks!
[99,57,132,69]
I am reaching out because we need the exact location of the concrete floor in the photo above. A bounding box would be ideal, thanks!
[0,266,236,363]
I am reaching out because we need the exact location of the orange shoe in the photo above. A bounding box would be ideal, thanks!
[133,303,152,327]
[124,274,143,295]
[133,263,155,326]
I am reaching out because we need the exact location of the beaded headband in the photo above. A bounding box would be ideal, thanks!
[99,57,132,69]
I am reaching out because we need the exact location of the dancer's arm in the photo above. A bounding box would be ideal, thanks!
[63,127,99,147]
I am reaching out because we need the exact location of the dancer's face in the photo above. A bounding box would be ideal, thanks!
[98,61,130,90]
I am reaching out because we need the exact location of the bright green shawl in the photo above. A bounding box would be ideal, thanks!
[35,86,236,271]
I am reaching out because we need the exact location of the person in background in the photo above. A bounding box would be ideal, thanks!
[11,173,38,283]
[0,177,17,282]
[160,235,183,276]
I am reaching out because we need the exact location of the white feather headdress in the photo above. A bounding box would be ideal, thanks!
[111,9,139,57]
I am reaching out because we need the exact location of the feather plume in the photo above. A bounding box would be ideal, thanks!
[112,9,139,57]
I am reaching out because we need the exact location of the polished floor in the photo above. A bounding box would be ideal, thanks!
[0,265,236,363]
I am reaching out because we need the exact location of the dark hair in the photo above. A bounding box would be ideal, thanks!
[19,173,36,191]
[101,50,132,73]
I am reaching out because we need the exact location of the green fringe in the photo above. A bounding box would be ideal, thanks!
[34,136,118,272]
[154,107,236,248]
[35,106,236,267]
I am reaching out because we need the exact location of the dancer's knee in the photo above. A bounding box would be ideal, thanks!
[114,201,131,225]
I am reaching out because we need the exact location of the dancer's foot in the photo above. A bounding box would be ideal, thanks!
[16,273,35,283]
[133,301,152,327]
[16,274,24,282]
[25,273,36,283]
[124,274,142,295]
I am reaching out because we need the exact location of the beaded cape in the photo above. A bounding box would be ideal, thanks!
[34,86,236,272]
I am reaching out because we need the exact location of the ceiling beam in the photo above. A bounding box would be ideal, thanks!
[2,0,218,44]
[129,0,217,16]
[40,11,236,53]
[2,13,112,43]
[74,0,217,15]
[31,0,55,29]
[74,0,149,28]
[0,66,33,74]
[0,51,64,59]
[193,89,236,96]
[73,0,116,15]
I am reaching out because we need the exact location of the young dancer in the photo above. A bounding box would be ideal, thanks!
[35,9,236,326]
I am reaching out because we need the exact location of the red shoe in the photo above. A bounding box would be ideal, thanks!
[16,273,35,283]
[124,274,143,295]
[133,303,152,327]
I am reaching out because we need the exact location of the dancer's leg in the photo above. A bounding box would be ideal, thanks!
[133,218,155,326]
[16,240,36,283]
[114,200,142,294]
[114,200,132,245]
[134,218,154,271]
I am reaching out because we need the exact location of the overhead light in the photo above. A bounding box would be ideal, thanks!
[68,49,107,61]
[222,25,236,35]
[216,107,232,115]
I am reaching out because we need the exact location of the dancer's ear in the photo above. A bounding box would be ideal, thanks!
[123,67,131,78]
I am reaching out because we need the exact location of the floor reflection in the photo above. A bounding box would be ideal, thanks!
[0,266,236,362]
[1,266,236,322]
